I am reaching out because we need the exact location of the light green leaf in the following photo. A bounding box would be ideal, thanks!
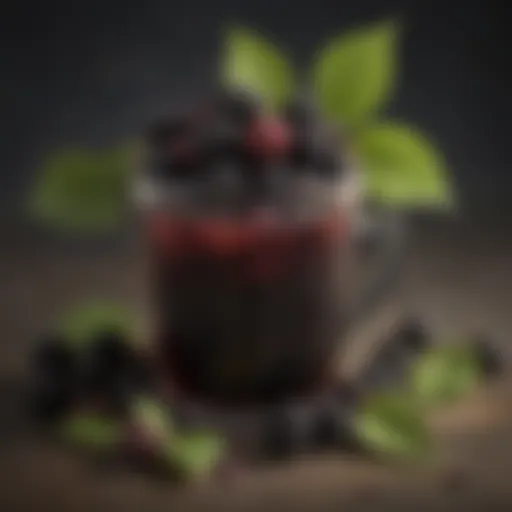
[131,396,173,440]
[60,413,121,451]
[29,144,135,233]
[222,25,294,110]
[166,430,226,480]
[356,122,453,208]
[312,20,399,127]
[410,345,482,408]
[354,392,431,460]
[59,300,141,349]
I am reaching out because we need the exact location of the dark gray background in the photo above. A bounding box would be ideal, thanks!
[1,3,512,510]
[0,0,510,222]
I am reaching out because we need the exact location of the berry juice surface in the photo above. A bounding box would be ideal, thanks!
[134,90,361,406]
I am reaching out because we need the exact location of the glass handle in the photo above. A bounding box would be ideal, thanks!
[349,207,405,327]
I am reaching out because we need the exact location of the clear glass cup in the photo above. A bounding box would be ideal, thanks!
[133,158,403,406]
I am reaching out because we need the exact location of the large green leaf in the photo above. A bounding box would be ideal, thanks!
[312,20,398,128]
[354,392,431,460]
[222,26,294,110]
[410,345,483,409]
[59,300,141,349]
[165,430,226,480]
[356,122,453,208]
[60,412,121,452]
[29,144,135,233]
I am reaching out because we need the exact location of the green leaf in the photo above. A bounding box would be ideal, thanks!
[29,144,135,234]
[356,122,453,208]
[59,300,141,349]
[312,20,399,128]
[60,413,121,451]
[354,392,431,460]
[222,25,294,110]
[410,345,483,409]
[131,396,173,440]
[166,430,226,480]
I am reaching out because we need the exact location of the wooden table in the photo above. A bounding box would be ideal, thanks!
[1,218,512,512]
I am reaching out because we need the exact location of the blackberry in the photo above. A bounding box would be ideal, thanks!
[312,383,360,450]
[359,320,430,392]
[147,115,189,150]
[29,380,74,424]
[243,163,287,207]
[313,404,356,450]
[310,126,342,175]
[30,335,75,376]
[216,88,261,126]
[27,335,77,423]
[283,96,319,129]
[206,160,246,212]
[472,336,503,378]
[289,127,340,176]
[196,118,242,164]
[83,330,151,416]
[262,406,311,459]
[398,320,430,352]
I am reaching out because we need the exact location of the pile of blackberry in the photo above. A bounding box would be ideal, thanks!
[27,331,152,425]
[146,89,344,201]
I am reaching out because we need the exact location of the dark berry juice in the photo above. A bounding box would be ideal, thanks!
[135,91,361,406]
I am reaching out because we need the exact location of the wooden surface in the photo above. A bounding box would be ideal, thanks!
[1,218,512,512]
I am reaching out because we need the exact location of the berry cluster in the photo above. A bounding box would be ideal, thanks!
[27,333,229,479]
[146,89,343,186]
[27,331,152,424]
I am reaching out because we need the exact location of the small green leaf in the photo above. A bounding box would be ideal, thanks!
[60,413,121,451]
[356,122,453,208]
[166,430,226,480]
[29,144,135,233]
[59,301,141,349]
[222,25,294,110]
[410,345,483,408]
[131,396,173,440]
[312,20,399,128]
[354,392,431,460]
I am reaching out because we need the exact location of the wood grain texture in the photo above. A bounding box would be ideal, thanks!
[1,218,511,512]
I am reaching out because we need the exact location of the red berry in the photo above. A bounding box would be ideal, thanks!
[244,116,291,160]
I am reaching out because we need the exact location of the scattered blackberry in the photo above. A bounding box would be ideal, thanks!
[398,320,430,352]
[27,335,77,423]
[262,406,312,459]
[472,336,503,378]
[313,405,356,450]
[83,330,151,416]
[359,319,430,392]
[30,335,75,376]
[312,382,361,450]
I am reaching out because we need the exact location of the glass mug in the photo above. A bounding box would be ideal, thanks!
[134,147,403,407]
